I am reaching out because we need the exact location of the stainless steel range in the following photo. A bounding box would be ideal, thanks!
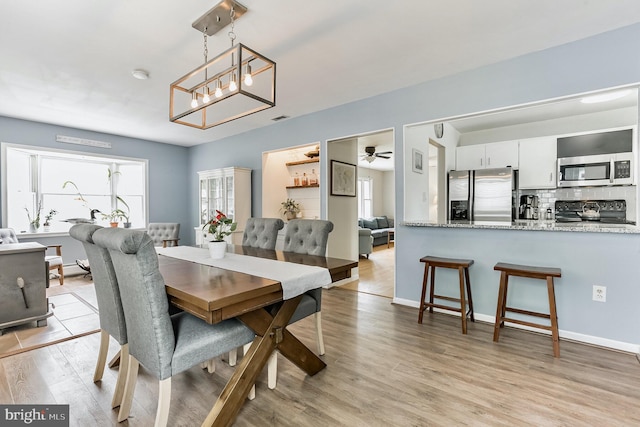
[554,199,632,224]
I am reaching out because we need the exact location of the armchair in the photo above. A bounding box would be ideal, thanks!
[359,227,373,258]
[0,228,64,285]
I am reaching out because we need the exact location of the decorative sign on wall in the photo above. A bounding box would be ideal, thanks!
[56,135,112,149]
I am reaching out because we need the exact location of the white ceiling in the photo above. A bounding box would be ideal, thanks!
[2,1,640,147]
[448,87,639,134]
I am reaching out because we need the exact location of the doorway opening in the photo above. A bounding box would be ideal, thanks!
[428,139,446,223]
[327,128,395,299]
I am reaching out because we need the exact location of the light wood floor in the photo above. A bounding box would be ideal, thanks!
[339,244,394,298]
[2,284,639,426]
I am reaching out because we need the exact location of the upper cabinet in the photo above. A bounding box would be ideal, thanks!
[456,140,519,170]
[518,137,557,189]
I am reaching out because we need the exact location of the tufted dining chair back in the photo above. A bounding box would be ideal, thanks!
[242,218,284,250]
[147,223,180,247]
[283,219,333,256]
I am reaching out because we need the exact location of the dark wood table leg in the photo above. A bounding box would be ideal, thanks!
[201,295,326,426]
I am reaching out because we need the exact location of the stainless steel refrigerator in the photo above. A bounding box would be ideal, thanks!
[448,167,515,222]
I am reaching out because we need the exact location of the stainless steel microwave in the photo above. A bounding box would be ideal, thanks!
[557,152,634,187]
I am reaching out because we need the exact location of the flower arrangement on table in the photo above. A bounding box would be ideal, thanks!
[202,210,237,242]
[280,198,300,220]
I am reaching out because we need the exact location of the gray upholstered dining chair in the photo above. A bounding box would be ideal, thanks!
[69,224,130,415]
[92,227,256,426]
[241,217,284,250]
[226,217,285,369]
[268,219,334,388]
[0,227,64,285]
[147,222,180,247]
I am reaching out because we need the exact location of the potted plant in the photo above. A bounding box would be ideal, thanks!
[202,210,237,258]
[24,199,42,232]
[43,209,58,231]
[102,209,128,227]
[280,198,300,220]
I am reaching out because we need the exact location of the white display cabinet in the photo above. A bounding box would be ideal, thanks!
[194,167,251,246]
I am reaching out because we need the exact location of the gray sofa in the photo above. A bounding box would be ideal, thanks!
[358,216,394,247]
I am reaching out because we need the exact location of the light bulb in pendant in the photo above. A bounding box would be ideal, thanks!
[229,73,237,92]
[244,63,253,86]
[214,79,222,98]
[202,87,210,103]
[190,92,198,108]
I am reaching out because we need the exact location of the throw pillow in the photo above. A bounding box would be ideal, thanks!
[362,218,377,230]
[376,216,389,228]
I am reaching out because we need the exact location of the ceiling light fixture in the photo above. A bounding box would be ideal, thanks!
[131,69,149,80]
[580,89,631,104]
[169,0,276,130]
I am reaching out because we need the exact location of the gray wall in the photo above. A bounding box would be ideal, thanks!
[188,22,640,349]
[0,117,190,261]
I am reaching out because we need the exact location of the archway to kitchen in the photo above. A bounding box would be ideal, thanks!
[327,128,395,299]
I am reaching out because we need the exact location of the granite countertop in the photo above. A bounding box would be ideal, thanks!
[403,219,640,234]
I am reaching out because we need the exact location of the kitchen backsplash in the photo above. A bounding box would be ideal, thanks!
[521,185,637,221]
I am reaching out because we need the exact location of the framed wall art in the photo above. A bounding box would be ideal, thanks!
[330,160,357,197]
[412,148,424,174]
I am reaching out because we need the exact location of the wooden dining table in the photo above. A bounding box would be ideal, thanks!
[157,245,357,427]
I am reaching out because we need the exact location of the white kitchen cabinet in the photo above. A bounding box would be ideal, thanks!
[518,137,557,189]
[456,144,486,170]
[195,167,251,245]
[456,141,518,170]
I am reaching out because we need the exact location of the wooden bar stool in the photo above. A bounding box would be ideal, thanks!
[418,256,475,334]
[493,262,562,357]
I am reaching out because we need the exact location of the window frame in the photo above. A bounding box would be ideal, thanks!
[1,142,149,236]
[357,176,373,218]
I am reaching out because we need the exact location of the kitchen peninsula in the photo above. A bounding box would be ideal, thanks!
[403,90,640,354]
[405,219,640,234]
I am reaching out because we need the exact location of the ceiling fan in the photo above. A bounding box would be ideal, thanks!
[361,146,392,163]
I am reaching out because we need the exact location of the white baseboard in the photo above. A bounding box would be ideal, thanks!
[391,298,639,354]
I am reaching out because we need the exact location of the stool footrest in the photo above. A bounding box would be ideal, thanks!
[425,302,463,313]
[433,294,462,304]
[505,306,551,319]
[501,316,553,332]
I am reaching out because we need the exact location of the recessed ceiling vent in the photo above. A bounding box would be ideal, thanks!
[272,115,290,121]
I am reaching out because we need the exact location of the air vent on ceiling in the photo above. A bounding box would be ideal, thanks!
[272,115,290,121]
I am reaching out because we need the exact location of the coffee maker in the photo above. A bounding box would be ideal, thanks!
[519,195,539,220]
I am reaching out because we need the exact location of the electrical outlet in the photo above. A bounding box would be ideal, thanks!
[593,285,606,302]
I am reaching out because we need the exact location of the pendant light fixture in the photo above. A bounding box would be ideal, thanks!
[169,0,276,130]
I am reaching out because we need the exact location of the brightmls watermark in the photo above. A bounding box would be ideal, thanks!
[0,405,68,426]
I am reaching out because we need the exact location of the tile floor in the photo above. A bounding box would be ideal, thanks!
[0,280,99,357]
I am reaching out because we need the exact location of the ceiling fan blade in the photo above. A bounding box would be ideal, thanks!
[376,155,391,159]
[377,151,393,155]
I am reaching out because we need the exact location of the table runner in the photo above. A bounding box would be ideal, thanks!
[155,246,332,299]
